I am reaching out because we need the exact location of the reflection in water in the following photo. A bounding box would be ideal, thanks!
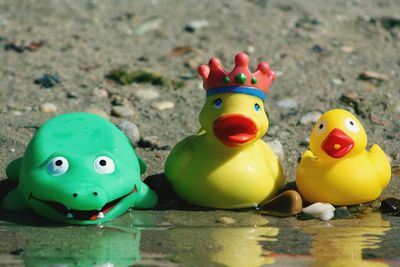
[210,227,279,266]
[303,212,390,267]
[20,226,141,267]
[170,226,279,266]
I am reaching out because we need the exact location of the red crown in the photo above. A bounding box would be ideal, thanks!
[198,52,275,100]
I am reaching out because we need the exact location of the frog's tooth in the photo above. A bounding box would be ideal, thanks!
[97,212,105,219]
[66,213,74,219]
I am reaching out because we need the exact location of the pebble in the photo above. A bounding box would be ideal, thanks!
[302,202,335,221]
[138,136,170,150]
[217,217,236,225]
[370,199,381,210]
[34,74,62,88]
[40,103,57,113]
[135,17,162,35]
[347,203,367,213]
[299,111,322,125]
[334,207,352,219]
[340,46,354,53]
[381,197,400,213]
[267,139,284,161]
[184,19,209,32]
[134,88,159,100]
[111,106,134,118]
[392,165,400,177]
[276,98,298,109]
[85,108,110,120]
[358,71,389,82]
[117,120,140,144]
[331,78,344,86]
[151,101,175,111]
[260,190,303,217]
[92,88,109,98]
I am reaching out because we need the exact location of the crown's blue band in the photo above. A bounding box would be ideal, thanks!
[206,86,267,101]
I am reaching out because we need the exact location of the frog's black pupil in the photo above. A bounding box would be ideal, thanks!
[99,159,107,166]
[55,160,63,166]
[319,124,324,129]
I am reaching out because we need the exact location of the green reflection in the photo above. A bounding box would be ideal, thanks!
[18,226,141,267]
[303,212,390,267]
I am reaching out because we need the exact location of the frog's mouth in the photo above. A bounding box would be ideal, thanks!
[29,185,138,221]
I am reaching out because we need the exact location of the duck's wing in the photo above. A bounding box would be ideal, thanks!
[164,136,195,183]
[369,144,391,188]
[262,142,285,188]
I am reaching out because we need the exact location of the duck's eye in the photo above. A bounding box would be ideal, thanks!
[213,98,223,109]
[94,156,115,174]
[344,118,360,133]
[316,121,327,134]
[47,157,69,176]
[254,103,261,112]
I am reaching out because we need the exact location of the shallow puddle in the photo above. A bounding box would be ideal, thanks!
[0,210,399,266]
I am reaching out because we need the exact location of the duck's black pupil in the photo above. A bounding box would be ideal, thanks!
[350,121,354,125]
[55,160,63,166]
[319,124,324,129]
[99,160,107,166]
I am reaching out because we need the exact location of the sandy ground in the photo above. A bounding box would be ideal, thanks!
[0,0,399,266]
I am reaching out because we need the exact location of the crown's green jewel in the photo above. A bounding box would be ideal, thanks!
[251,77,257,84]
[235,73,247,84]
[223,76,230,83]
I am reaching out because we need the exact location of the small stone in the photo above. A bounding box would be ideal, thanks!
[276,98,298,109]
[260,190,303,217]
[331,78,344,86]
[370,200,381,210]
[151,101,175,111]
[334,207,352,219]
[299,111,322,125]
[217,217,236,224]
[340,91,361,104]
[133,88,159,100]
[34,74,62,88]
[358,71,389,82]
[138,136,170,151]
[40,103,58,113]
[302,202,335,221]
[297,213,315,220]
[300,137,310,146]
[340,46,354,53]
[117,120,140,144]
[267,139,284,161]
[348,203,367,213]
[184,19,209,32]
[381,197,400,213]
[246,46,255,54]
[135,17,162,35]
[111,106,134,118]
[85,108,109,120]
[391,165,400,177]
[92,88,109,98]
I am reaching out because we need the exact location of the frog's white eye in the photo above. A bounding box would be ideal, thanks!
[94,156,115,174]
[344,117,360,133]
[316,120,327,134]
[47,157,69,176]
[213,98,223,109]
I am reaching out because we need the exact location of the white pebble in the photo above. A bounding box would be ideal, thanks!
[276,98,298,109]
[40,103,57,113]
[85,108,110,120]
[151,101,175,111]
[186,19,209,31]
[300,111,322,125]
[134,88,159,100]
[117,120,140,144]
[111,106,135,118]
[303,202,335,221]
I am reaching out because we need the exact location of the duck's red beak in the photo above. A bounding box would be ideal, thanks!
[213,114,257,147]
[321,128,354,158]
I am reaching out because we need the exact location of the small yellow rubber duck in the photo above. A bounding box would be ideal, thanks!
[165,52,284,209]
[296,109,391,205]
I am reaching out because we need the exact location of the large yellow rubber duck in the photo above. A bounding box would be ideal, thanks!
[296,109,391,205]
[165,52,284,209]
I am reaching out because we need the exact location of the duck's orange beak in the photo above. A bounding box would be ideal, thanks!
[213,114,257,147]
[321,128,354,158]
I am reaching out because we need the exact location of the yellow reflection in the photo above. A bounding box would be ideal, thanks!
[210,226,279,266]
[303,212,390,267]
